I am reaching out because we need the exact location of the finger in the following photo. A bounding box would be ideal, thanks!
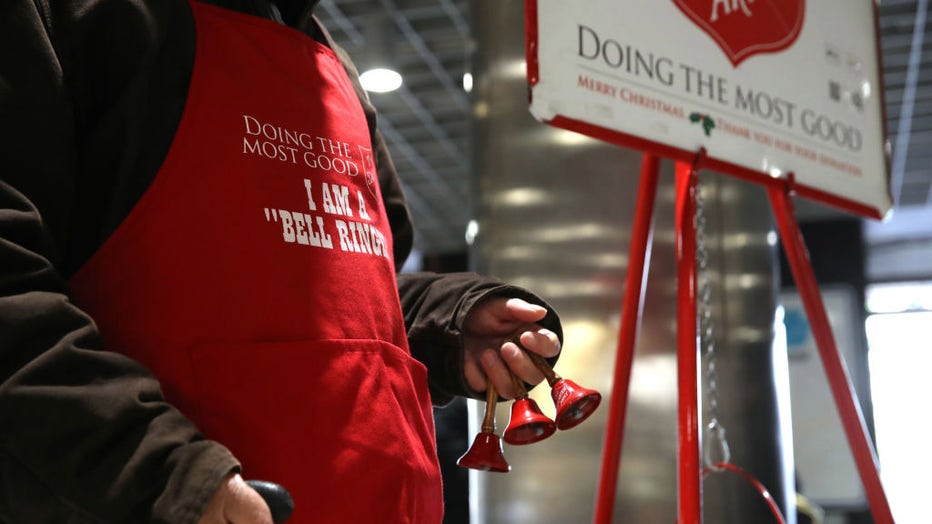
[499,341,546,386]
[463,353,487,393]
[517,327,561,359]
[480,347,521,399]
[464,348,511,394]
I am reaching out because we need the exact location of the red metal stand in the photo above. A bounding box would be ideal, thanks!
[767,179,896,524]
[593,158,894,524]
[594,153,660,524]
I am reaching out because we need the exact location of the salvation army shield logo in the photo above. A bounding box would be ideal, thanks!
[672,0,805,67]
[357,145,378,197]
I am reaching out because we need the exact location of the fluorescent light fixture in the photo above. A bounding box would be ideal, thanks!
[462,72,473,93]
[464,219,479,245]
[359,68,402,93]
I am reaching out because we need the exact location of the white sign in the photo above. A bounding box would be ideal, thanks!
[527,0,891,218]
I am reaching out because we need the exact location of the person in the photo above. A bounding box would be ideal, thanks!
[0,0,563,522]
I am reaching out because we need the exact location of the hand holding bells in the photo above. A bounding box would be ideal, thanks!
[457,328,602,472]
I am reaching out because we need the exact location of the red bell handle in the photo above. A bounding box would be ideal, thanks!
[246,480,294,524]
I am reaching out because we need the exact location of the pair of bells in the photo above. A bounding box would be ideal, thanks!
[457,334,602,473]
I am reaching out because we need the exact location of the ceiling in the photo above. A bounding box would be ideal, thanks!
[881,0,931,208]
[868,0,932,281]
[315,0,932,279]
[316,0,473,254]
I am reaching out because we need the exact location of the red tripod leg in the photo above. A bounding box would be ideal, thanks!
[675,160,701,524]
[768,183,895,524]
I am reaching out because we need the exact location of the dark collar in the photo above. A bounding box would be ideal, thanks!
[199,0,319,27]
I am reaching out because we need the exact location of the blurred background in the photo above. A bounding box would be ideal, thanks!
[314,1,931,523]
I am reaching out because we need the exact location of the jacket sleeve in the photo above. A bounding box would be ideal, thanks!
[396,272,563,405]
[0,3,238,522]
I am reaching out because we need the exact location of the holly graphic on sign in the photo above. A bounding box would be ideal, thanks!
[671,0,805,67]
[689,112,717,136]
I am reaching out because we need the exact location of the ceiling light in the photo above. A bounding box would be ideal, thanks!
[359,68,402,93]
[465,219,479,245]
[463,72,473,93]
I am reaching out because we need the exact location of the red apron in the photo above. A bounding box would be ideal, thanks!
[68,3,443,522]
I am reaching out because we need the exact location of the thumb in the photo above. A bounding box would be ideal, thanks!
[503,297,548,323]
[464,297,548,336]
[198,473,273,524]
[220,474,274,524]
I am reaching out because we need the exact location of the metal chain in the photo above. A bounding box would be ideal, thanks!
[696,178,731,471]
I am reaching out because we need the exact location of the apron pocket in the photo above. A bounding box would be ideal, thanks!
[188,338,442,523]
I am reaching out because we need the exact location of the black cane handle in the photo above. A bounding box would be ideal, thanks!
[246,480,294,524]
